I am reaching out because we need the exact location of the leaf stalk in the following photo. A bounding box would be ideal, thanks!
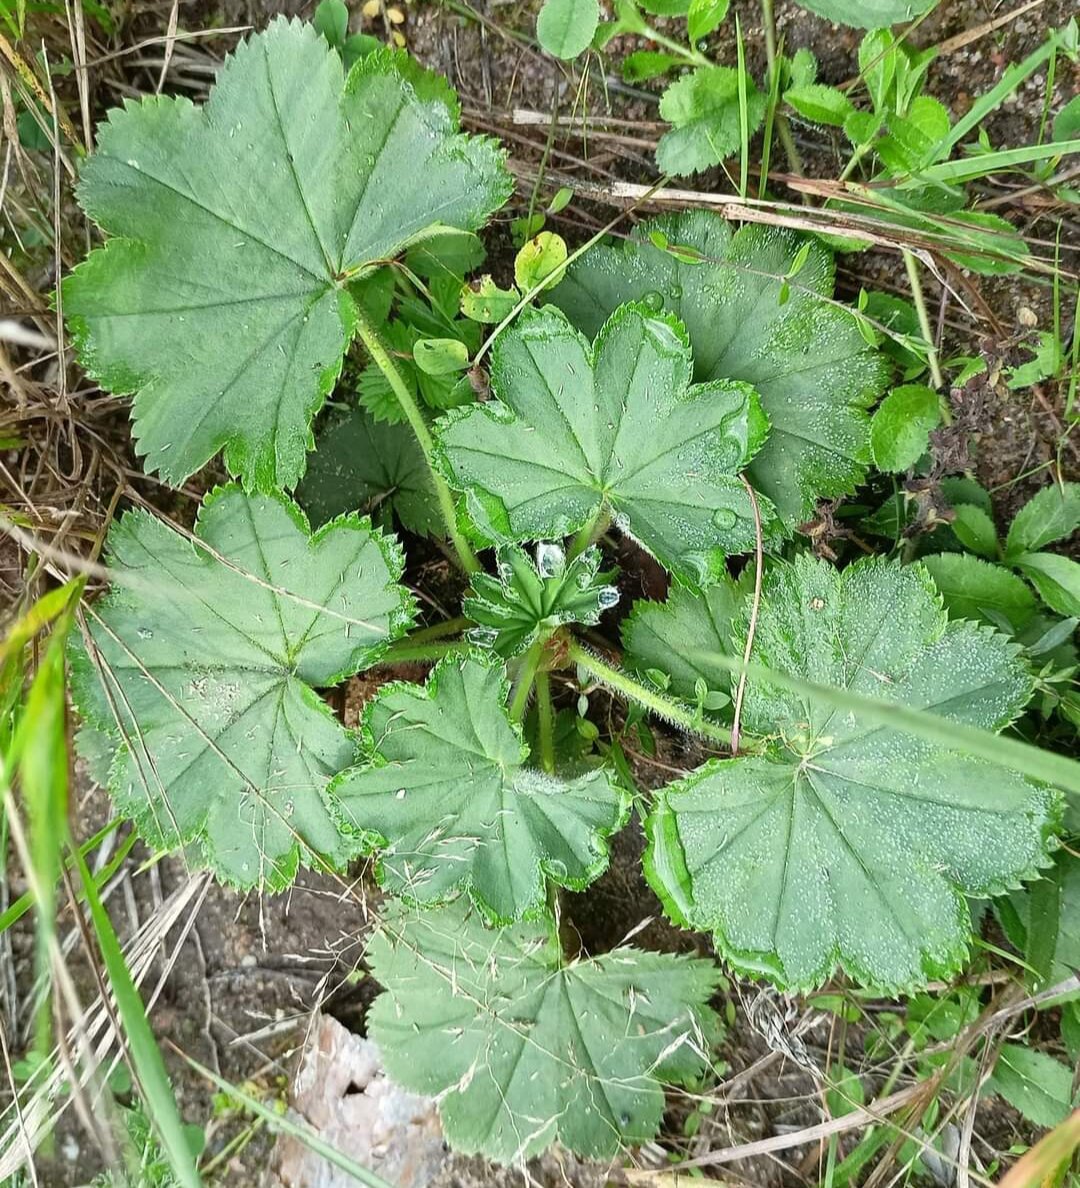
[902,248,946,393]
[352,307,481,574]
[509,640,544,722]
[566,640,733,749]
[567,511,610,562]
[535,671,556,773]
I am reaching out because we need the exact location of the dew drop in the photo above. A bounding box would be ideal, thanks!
[712,507,737,530]
[536,541,566,579]
[642,290,664,313]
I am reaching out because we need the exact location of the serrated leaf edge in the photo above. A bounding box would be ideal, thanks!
[67,483,415,891]
[329,649,633,924]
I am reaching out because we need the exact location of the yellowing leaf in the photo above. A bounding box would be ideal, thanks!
[514,231,568,291]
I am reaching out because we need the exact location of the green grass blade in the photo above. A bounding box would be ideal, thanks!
[0,580,84,667]
[700,649,1080,796]
[0,821,130,936]
[70,842,203,1188]
[3,585,84,1063]
[735,14,749,200]
[898,139,1080,188]
[179,1052,394,1188]
[16,627,70,1059]
[928,33,1060,160]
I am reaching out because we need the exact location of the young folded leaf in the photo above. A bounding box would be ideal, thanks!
[367,898,721,1162]
[69,487,415,889]
[331,654,629,921]
[463,542,618,657]
[64,19,511,491]
[551,211,887,527]
[436,301,776,586]
[622,578,740,701]
[645,555,1060,992]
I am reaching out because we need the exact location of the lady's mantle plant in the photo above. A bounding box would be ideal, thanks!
[66,20,1062,1164]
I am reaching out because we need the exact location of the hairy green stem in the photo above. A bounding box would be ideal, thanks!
[640,21,709,67]
[902,249,946,394]
[535,671,555,774]
[352,308,480,575]
[567,511,610,563]
[566,641,733,748]
[407,616,470,645]
[509,641,543,722]
[379,640,465,664]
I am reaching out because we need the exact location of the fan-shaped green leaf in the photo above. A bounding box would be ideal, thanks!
[296,405,440,535]
[551,211,887,527]
[622,579,739,701]
[794,0,938,28]
[331,654,629,921]
[463,543,619,657]
[436,301,776,586]
[645,555,1059,991]
[367,897,721,1162]
[69,487,414,889]
[63,19,511,490]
